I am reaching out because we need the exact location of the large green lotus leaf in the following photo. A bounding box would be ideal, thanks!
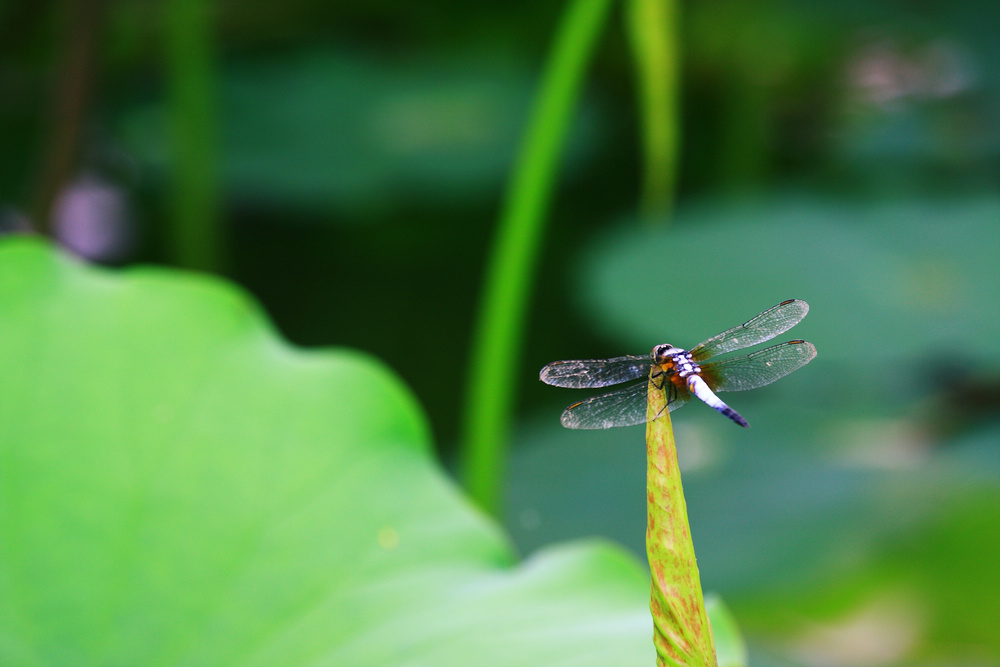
[0,237,661,666]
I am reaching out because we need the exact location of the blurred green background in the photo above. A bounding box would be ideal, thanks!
[2,0,999,665]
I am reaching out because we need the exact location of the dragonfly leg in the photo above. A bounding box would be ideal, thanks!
[648,375,673,422]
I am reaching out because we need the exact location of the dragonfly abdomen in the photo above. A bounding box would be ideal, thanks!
[686,375,749,428]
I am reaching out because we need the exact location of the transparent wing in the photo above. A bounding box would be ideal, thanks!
[540,355,650,389]
[690,299,809,361]
[560,379,690,429]
[700,340,817,392]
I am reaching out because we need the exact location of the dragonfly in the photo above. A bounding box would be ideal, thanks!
[540,299,817,429]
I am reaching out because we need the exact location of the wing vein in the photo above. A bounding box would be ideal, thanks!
[691,299,809,360]
[701,340,817,392]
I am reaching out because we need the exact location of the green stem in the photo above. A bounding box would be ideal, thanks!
[163,0,222,271]
[459,0,613,514]
[646,376,717,666]
[625,0,681,220]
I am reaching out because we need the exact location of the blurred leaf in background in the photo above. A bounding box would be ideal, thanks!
[574,197,1000,371]
[116,49,603,219]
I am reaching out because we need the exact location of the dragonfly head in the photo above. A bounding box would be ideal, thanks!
[651,343,677,364]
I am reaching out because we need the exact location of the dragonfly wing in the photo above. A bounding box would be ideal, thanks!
[540,355,650,389]
[690,299,809,361]
[701,340,817,392]
[560,378,690,429]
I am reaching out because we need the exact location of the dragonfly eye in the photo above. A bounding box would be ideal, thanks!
[652,343,675,362]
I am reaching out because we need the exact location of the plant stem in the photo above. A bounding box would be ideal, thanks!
[646,377,717,666]
[32,0,106,234]
[625,0,681,221]
[163,0,223,271]
[459,0,613,514]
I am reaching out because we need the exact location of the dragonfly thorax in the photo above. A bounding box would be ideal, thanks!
[651,344,701,379]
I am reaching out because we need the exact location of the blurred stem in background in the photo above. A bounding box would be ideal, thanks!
[164,0,224,272]
[718,72,769,191]
[31,0,107,234]
[459,0,613,514]
[625,0,681,221]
